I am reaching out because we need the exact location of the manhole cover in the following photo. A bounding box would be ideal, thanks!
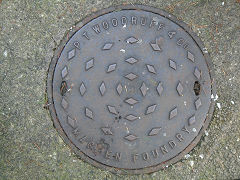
[47,5,215,174]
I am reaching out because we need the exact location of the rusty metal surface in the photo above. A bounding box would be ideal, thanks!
[47,5,215,174]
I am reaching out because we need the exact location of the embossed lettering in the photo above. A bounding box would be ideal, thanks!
[105,150,112,159]
[72,127,81,137]
[102,21,109,30]
[168,140,176,149]
[160,145,168,154]
[82,31,90,40]
[183,43,189,49]
[177,38,185,46]
[121,16,127,25]
[132,153,139,162]
[113,152,121,161]
[151,149,159,158]
[86,142,94,149]
[78,135,87,143]
[176,133,184,142]
[111,18,118,27]
[142,152,150,161]
[131,16,137,25]
[149,19,156,27]
[73,41,80,49]
[140,17,146,26]
[157,23,165,30]
[168,31,176,39]
[92,24,101,34]
[177,38,189,49]
[182,125,190,134]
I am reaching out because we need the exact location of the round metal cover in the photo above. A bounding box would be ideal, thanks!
[47,5,215,174]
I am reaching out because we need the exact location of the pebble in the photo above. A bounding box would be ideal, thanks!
[205,131,209,136]
[120,49,125,53]
[203,47,208,53]
[199,154,204,159]
[3,50,8,57]
[185,154,191,159]
[211,94,218,101]
[231,149,236,154]
[151,172,157,177]
[189,160,194,167]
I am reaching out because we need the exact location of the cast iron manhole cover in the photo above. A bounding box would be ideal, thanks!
[47,5,215,174]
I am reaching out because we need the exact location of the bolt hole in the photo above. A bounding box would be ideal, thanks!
[60,81,68,96]
[193,81,201,96]
[115,115,122,120]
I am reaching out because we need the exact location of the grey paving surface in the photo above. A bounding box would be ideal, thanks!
[0,0,239,179]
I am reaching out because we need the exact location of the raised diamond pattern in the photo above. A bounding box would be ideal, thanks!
[107,105,118,115]
[145,104,157,115]
[126,37,138,44]
[68,49,75,60]
[124,134,138,141]
[177,82,184,96]
[194,67,201,79]
[99,82,106,96]
[61,98,68,110]
[85,107,93,119]
[188,115,196,125]
[102,43,114,50]
[169,107,177,119]
[187,51,195,62]
[148,127,161,136]
[125,73,138,81]
[125,57,138,64]
[146,64,156,74]
[125,98,138,105]
[61,66,68,78]
[85,58,94,71]
[79,82,86,96]
[157,82,163,96]
[67,116,76,128]
[150,43,162,51]
[169,59,177,70]
[195,98,202,110]
[140,82,148,96]
[107,63,117,73]
[116,83,123,95]
[125,114,138,121]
